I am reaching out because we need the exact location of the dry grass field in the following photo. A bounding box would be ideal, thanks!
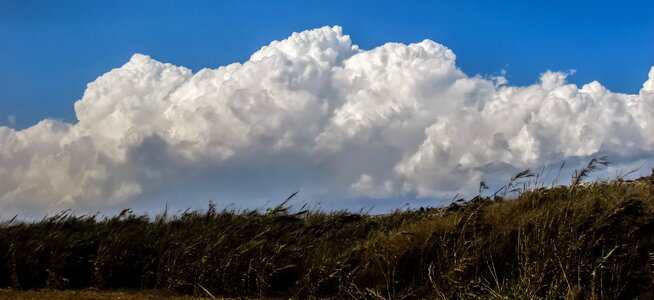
[1,161,653,299]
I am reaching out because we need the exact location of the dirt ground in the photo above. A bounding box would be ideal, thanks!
[0,289,214,300]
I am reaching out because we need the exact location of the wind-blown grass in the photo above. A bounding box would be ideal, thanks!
[1,168,653,299]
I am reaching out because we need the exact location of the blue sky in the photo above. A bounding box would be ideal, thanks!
[1,0,653,129]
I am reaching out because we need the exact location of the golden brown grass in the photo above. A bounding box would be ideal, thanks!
[1,165,653,299]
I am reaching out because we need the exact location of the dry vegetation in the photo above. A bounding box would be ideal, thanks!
[1,163,654,299]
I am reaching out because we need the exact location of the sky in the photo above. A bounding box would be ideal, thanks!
[0,1,653,217]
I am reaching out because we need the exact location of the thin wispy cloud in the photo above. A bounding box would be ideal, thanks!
[1,26,653,215]
[5,115,16,127]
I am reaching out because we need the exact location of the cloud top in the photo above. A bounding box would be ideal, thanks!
[1,26,653,215]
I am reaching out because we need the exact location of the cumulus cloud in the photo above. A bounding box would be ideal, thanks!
[1,26,653,215]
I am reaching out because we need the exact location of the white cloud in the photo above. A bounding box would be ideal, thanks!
[1,26,653,215]
[643,67,654,93]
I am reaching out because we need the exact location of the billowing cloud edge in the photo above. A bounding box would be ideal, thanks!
[1,26,653,215]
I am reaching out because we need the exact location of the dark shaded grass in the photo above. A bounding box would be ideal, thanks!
[1,176,654,299]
